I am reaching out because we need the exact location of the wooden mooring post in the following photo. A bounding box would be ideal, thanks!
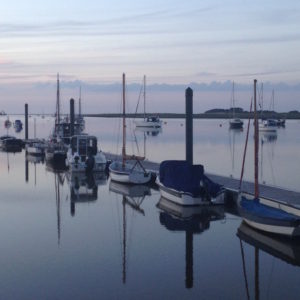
[185,87,193,164]
[25,103,29,140]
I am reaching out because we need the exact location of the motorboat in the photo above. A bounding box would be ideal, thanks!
[13,119,23,130]
[156,160,225,206]
[26,139,46,156]
[45,140,67,167]
[259,119,277,132]
[0,135,23,152]
[229,118,244,129]
[66,134,107,172]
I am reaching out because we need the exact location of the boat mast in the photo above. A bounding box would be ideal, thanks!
[254,79,259,198]
[55,73,61,132]
[232,81,235,118]
[79,86,82,117]
[122,73,126,168]
[143,75,146,121]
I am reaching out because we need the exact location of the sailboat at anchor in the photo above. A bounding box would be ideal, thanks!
[134,75,162,129]
[109,73,152,185]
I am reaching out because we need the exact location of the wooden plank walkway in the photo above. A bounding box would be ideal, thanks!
[104,152,300,207]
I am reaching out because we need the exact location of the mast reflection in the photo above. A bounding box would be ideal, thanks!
[109,180,151,284]
[157,197,225,288]
[237,222,300,300]
[46,161,66,246]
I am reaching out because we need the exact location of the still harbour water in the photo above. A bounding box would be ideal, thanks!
[1,116,300,300]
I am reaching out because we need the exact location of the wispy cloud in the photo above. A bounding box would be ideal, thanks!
[0,9,172,38]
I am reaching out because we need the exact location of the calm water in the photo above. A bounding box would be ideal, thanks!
[1,116,300,300]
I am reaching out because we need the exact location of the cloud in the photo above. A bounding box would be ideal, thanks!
[0,9,172,38]
[31,79,300,93]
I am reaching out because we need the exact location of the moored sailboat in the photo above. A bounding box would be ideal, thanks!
[134,75,162,129]
[238,80,300,237]
[109,73,152,184]
[229,82,243,129]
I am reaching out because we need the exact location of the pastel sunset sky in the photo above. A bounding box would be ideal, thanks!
[1,0,300,113]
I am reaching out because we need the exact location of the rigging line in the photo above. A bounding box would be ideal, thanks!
[134,82,144,116]
[239,238,250,300]
[133,129,141,157]
[239,98,253,192]
[114,90,123,160]
[228,128,233,175]
[266,143,277,187]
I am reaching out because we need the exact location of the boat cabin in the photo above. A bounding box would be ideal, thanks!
[147,116,160,123]
[70,135,98,157]
[54,122,82,144]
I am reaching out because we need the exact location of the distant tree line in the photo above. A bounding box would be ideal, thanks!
[86,110,300,119]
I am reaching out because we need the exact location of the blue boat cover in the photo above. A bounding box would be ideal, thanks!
[159,160,223,197]
[240,197,300,223]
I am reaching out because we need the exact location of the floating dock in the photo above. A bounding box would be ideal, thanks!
[105,152,300,210]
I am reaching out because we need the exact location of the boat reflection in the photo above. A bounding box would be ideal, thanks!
[237,222,300,300]
[237,222,300,267]
[228,127,243,177]
[45,159,68,173]
[135,126,162,136]
[261,131,277,143]
[67,171,107,216]
[26,153,45,164]
[109,181,151,284]
[157,197,225,289]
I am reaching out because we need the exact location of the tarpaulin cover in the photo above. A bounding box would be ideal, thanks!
[159,160,204,197]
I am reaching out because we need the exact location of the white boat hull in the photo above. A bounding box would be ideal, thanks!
[109,161,151,184]
[243,218,300,237]
[156,179,224,206]
[241,192,300,217]
[239,193,300,237]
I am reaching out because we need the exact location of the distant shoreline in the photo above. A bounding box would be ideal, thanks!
[84,112,300,119]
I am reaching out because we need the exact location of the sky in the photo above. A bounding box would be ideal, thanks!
[1,0,300,113]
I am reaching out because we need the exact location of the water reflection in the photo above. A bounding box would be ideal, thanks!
[25,153,45,185]
[109,181,151,284]
[157,197,225,289]
[228,128,243,177]
[237,222,300,300]
[67,172,107,216]
[261,132,277,143]
[135,126,162,137]
[260,131,277,186]
[26,153,45,164]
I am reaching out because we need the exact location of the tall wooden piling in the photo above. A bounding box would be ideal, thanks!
[185,87,193,164]
[70,98,75,137]
[25,103,29,140]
